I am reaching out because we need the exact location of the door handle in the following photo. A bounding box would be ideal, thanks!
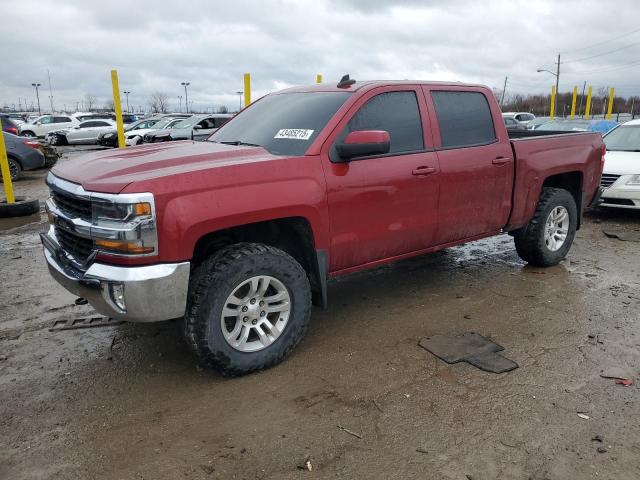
[492,157,511,165]
[412,166,436,176]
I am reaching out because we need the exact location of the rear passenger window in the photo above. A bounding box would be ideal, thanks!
[431,91,496,148]
[343,91,424,154]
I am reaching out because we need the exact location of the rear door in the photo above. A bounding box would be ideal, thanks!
[322,86,440,272]
[422,87,514,244]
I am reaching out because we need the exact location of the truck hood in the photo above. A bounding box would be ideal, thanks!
[51,140,282,193]
[603,150,640,175]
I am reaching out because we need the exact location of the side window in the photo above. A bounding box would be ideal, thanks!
[40,116,54,124]
[431,91,496,148]
[79,121,95,128]
[54,116,72,123]
[341,91,424,154]
[201,119,215,129]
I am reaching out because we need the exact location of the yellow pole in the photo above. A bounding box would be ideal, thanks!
[0,119,16,204]
[316,74,322,84]
[110,70,126,149]
[584,86,593,120]
[606,87,615,120]
[550,85,556,120]
[243,73,251,108]
[570,85,577,119]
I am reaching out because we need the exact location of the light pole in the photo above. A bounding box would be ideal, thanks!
[537,53,560,115]
[178,95,183,113]
[123,91,131,113]
[31,83,42,114]
[181,82,190,113]
[236,91,243,111]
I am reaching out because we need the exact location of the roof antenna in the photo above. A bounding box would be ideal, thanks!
[337,74,356,88]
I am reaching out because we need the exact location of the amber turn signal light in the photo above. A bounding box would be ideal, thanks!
[94,238,154,254]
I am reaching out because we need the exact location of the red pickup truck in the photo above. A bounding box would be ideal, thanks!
[42,78,604,375]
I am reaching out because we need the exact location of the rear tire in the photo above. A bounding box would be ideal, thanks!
[513,187,577,267]
[183,243,312,376]
[21,131,35,138]
[2,157,22,181]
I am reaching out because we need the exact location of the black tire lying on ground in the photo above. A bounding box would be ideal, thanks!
[0,197,40,218]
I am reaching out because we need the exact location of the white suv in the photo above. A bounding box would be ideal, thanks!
[19,115,78,138]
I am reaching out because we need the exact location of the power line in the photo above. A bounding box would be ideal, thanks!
[561,26,640,54]
[563,40,640,64]
[563,59,640,75]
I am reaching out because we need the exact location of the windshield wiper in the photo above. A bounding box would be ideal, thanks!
[217,140,262,147]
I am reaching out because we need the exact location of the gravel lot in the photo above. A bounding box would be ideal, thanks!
[1,150,639,479]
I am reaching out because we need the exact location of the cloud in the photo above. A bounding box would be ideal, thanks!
[2,0,639,113]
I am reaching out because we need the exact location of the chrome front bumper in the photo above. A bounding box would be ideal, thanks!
[41,230,190,322]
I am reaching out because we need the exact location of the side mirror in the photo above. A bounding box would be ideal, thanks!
[335,130,390,161]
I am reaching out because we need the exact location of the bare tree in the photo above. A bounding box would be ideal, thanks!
[217,105,229,114]
[149,92,169,113]
[84,93,97,111]
[104,99,115,111]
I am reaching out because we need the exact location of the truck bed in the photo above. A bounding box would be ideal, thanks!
[505,131,604,230]
[508,129,592,139]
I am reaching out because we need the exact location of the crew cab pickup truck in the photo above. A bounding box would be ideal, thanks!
[41,78,604,376]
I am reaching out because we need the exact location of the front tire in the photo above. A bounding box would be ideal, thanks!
[1,157,22,181]
[183,243,312,376]
[21,131,35,138]
[513,187,577,266]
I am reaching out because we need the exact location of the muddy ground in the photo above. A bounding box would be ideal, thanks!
[1,149,639,480]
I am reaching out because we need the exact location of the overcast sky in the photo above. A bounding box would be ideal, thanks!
[3,0,640,113]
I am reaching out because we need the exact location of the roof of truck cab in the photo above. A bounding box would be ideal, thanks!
[278,80,490,94]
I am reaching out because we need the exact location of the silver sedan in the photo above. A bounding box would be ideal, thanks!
[48,119,116,145]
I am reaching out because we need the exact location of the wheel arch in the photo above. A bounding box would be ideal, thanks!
[541,171,583,229]
[191,217,328,308]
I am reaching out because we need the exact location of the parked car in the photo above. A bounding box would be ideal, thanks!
[4,113,26,125]
[144,114,233,142]
[0,115,20,135]
[1,132,46,181]
[41,78,604,375]
[536,119,619,135]
[599,119,640,209]
[46,119,116,145]
[503,115,527,131]
[503,111,536,126]
[125,116,188,146]
[528,117,552,130]
[97,117,165,147]
[19,115,77,138]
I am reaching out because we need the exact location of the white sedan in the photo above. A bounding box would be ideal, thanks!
[47,119,116,145]
[601,119,640,209]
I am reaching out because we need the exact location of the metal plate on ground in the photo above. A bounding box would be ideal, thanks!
[419,332,518,373]
[50,317,124,332]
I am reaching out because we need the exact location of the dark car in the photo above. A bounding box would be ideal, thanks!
[2,132,46,181]
[0,115,20,136]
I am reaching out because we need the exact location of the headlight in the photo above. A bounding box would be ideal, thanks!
[104,133,114,138]
[626,174,640,185]
[91,195,157,256]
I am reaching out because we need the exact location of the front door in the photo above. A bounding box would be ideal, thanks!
[321,87,440,272]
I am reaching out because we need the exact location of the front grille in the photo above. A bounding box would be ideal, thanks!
[54,226,94,264]
[52,189,92,220]
[600,174,621,189]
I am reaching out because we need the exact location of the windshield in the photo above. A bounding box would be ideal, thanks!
[148,117,176,130]
[173,117,201,129]
[209,92,351,156]
[604,125,640,151]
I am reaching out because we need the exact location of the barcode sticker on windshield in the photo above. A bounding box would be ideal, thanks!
[274,129,314,140]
